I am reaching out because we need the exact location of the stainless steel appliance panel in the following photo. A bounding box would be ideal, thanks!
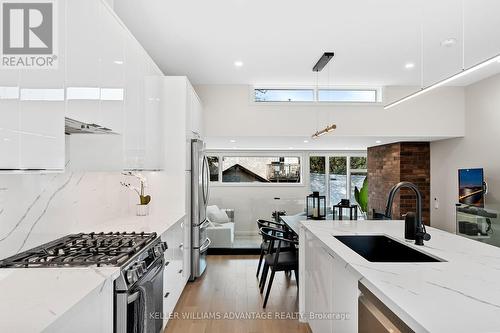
[190,139,211,280]
[192,219,210,248]
[115,256,164,333]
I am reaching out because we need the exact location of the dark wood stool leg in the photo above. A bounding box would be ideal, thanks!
[263,269,276,308]
[256,249,264,277]
[260,264,269,293]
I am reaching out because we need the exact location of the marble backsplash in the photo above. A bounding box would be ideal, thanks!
[0,168,176,259]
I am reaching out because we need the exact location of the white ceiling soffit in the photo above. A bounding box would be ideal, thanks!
[204,136,452,151]
[114,0,500,86]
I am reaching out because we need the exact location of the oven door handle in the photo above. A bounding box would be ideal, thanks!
[127,291,140,304]
[127,258,164,304]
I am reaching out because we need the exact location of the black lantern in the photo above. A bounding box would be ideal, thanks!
[306,191,326,220]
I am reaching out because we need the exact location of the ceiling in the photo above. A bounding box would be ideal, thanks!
[205,136,452,151]
[115,0,500,87]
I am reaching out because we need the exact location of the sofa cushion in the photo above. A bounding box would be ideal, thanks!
[207,205,230,224]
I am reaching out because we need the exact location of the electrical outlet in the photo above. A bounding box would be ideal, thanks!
[433,197,439,209]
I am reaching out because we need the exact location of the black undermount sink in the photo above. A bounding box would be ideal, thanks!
[334,235,443,263]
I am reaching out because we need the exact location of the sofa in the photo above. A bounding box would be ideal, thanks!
[206,205,235,248]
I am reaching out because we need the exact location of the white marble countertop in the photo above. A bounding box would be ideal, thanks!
[0,266,120,332]
[300,220,500,333]
[0,213,185,332]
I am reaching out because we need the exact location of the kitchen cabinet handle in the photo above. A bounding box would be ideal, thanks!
[179,243,183,249]
[165,261,170,267]
[178,269,183,274]
[164,292,170,299]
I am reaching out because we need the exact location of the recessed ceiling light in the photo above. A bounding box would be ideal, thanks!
[113,60,124,65]
[234,61,243,67]
[375,140,382,144]
[229,139,236,143]
[405,63,415,69]
[303,140,309,143]
[440,38,457,47]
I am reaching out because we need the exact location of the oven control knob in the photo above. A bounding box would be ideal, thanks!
[139,260,147,271]
[135,263,144,277]
[160,242,168,252]
[126,267,138,284]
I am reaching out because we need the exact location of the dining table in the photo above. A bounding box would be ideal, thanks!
[280,212,335,236]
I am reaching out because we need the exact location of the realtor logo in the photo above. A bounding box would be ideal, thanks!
[1,1,58,68]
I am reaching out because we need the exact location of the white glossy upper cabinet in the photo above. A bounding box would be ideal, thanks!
[190,85,203,138]
[65,0,102,126]
[0,1,66,170]
[142,59,164,169]
[186,82,203,138]
[98,1,125,133]
[66,0,125,131]
[123,35,164,170]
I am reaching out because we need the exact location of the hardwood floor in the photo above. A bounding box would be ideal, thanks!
[164,255,310,333]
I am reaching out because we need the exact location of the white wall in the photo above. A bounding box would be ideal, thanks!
[195,85,465,139]
[431,73,500,232]
[209,185,307,236]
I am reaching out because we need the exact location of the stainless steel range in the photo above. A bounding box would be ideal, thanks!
[0,232,167,333]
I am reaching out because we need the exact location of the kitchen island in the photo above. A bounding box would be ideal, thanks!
[299,220,500,333]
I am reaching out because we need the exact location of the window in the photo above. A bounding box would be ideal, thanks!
[329,157,347,206]
[310,156,326,196]
[309,154,367,208]
[350,157,367,203]
[254,89,314,102]
[221,156,301,183]
[318,89,377,103]
[207,156,219,182]
[254,87,380,103]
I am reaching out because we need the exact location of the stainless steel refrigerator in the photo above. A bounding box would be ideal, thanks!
[189,139,211,280]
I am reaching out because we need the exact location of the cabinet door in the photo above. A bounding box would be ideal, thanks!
[187,84,203,137]
[142,70,163,169]
[308,237,334,333]
[17,0,66,170]
[123,36,145,169]
[66,0,101,125]
[98,0,125,133]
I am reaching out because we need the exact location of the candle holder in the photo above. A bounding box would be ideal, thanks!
[306,191,326,220]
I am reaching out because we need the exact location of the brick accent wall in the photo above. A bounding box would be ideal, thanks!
[368,142,430,225]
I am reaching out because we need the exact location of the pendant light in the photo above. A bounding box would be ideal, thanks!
[311,52,337,139]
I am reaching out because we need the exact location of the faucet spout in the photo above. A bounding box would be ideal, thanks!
[384,181,430,245]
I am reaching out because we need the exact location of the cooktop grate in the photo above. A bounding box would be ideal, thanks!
[0,232,157,268]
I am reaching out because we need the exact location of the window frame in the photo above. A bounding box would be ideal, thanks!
[254,88,316,103]
[206,151,305,187]
[308,152,367,207]
[250,85,383,105]
[317,88,378,103]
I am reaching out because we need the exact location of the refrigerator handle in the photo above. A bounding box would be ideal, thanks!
[202,155,208,204]
[204,156,210,205]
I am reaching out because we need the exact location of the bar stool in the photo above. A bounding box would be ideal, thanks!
[255,219,287,278]
[258,226,299,308]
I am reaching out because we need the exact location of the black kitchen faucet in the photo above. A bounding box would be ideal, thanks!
[384,181,431,246]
